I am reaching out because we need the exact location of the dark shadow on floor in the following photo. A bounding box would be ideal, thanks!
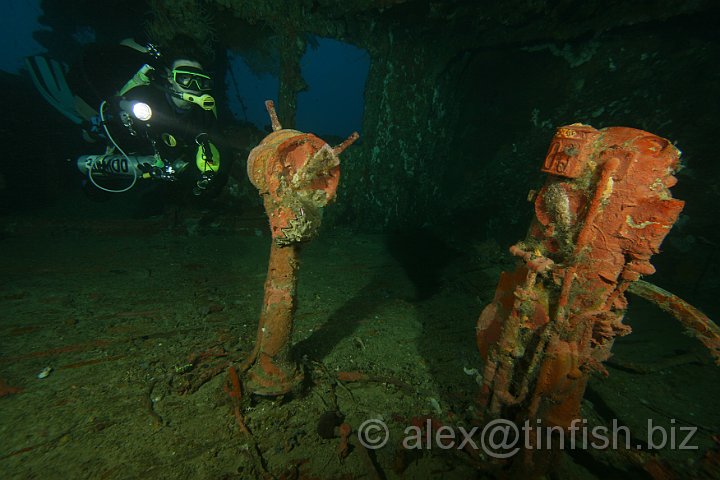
[293,268,394,362]
[384,227,463,301]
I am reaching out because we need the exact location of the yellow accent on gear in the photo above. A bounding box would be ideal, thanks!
[180,92,215,111]
[162,133,177,147]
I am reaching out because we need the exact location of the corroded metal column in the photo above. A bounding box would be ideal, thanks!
[244,100,358,396]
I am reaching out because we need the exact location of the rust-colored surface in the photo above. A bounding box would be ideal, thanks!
[245,243,303,395]
[476,124,700,474]
[243,100,358,395]
[0,378,22,397]
[540,124,599,178]
[247,101,358,247]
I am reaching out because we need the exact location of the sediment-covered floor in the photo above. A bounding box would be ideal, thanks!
[0,212,717,479]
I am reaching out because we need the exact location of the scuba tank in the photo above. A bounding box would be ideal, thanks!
[78,154,186,181]
[76,153,157,178]
[76,153,156,194]
[76,153,186,193]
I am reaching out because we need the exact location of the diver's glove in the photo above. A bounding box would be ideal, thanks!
[192,171,216,196]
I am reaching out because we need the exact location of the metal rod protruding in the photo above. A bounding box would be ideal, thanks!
[265,100,282,131]
[333,131,360,155]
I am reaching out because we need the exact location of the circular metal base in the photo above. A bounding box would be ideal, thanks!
[244,354,304,396]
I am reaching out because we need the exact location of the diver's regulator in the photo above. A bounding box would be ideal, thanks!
[170,91,216,111]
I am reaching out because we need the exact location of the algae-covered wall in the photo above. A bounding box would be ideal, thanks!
[206,0,720,241]
[329,29,455,230]
[12,0,720,248]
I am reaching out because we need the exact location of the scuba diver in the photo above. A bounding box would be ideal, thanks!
[26,37,227,200]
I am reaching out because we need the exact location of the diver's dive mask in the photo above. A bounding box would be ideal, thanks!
[172,67,213,91]
[169,64,215,111]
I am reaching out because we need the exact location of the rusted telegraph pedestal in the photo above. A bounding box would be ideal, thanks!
[243,100,358,396]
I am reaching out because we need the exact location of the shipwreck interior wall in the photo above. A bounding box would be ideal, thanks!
[227,0,720,323]
[1,0,718,317]
[0,2,719,477]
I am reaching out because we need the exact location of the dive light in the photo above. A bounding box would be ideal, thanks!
[132,102,152,121]
[118,100,152,121]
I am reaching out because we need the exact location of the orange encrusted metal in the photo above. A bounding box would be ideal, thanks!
[474,124,717,475]
[540,124,600,178]
[243,100,358,396]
